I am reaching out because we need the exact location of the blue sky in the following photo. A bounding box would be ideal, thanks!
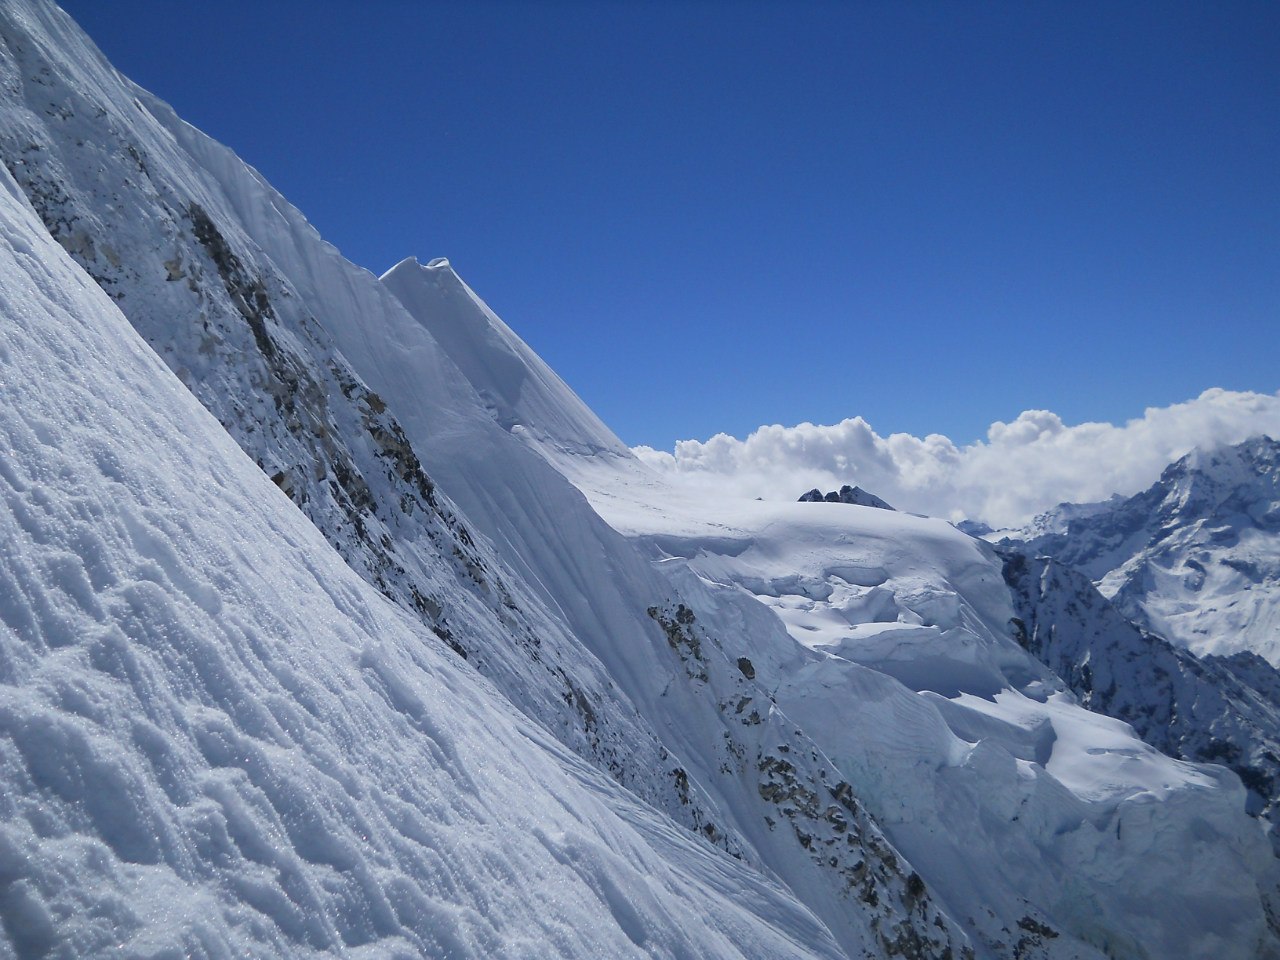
[60,0,1278,450]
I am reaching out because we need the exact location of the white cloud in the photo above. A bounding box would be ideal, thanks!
[633,388,1280,528]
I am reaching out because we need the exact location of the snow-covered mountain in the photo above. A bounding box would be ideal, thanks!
[1010,436,1280,664]
[1002,550,1280,852]
[2,167,870,960]
[382,255,1280,957]
[0,164,853,959]
[545,456,1280,958]
[993,436,1280,859]
[1,0,1278,957]
[0,2,975,955]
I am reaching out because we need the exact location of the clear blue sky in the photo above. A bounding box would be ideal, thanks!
[59,0,1279,449]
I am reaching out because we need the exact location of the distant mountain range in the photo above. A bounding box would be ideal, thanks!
[1005,435,1280,664]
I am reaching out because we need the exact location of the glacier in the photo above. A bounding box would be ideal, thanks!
[1,0,1278,957]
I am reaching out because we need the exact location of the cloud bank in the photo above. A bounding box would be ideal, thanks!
[633,388,1280,528]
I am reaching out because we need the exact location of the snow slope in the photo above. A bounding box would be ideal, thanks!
[0,161,850,958]
[583,466,1279,958]
[0,0,705,836]
[1002,550,1280,852]
[3,0,1278,956]
[381,256,632,462]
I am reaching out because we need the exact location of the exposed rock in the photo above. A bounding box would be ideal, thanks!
[798,484,896,510]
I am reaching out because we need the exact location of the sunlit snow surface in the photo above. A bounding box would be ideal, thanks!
[572,461,1278,957]
[0,3,957,953]
[0,0,1277,955]
[0,159,845,958]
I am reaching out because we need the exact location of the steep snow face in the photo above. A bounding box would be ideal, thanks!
[381,257,632,462]
[371,256,978,960]
[1002,550,1280,852]
[0,0,705,847]
[5,1,1279,956]
[0,3,977,956]
[1013,437,1280,664]
[0,164,853,959]
[377,252,1280,955]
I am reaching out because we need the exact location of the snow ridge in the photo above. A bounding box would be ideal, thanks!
[0,1,976,955]
[0,0,708,845]
[0,156,847,959]
[380,256,632,463]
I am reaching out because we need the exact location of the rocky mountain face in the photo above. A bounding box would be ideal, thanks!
[798,485,896,510]
[1012,436,1280,664]
[995,437,1280,854]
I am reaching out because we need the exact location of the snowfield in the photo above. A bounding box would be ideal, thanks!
[549,459,1276,959]
[1,0,1278,957]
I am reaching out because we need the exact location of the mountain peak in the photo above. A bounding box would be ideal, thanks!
[1169,433,1279,481]
[383,254,457,281]
[384,254,455,276]
[798,484,895,510]
[1012,434,1280,663]
[1155,434,1280,521]
[379,255,632,461]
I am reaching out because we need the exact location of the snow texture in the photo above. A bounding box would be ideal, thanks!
[547,457,1279,958]
[1,0,1278,957]
[0,112,860,959]
[0,2,968,956]
[380,255,1279,958]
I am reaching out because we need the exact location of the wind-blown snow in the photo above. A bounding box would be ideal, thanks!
[0,3,972,955]
[634,389,1280,527]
